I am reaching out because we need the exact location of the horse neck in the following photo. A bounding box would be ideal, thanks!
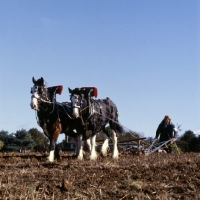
[57,102,72,119]
[81,97,90,113]
[39,101,55,114]
[37,102,59,123]
[80,97,96,119]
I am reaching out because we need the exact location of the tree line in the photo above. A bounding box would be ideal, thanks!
[0,128,199,153]
[176,130,200,152]
[0,128,49,152]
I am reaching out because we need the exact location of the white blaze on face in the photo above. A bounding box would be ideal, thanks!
[71,95,80,118]
[30,97,39,110]
[30,86,40,110]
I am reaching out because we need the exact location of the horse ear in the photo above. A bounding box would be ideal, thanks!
[32,77,37,84]
[41,77,44,86]
[68,87,72,93]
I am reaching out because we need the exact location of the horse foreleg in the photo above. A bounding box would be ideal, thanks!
[49,150,55,162]
[77,134,84,160]
[49,139,56,162]
[90,134,97,160]
[86,138,91,152]
[101,133,109,157]
[73,137,79,155]
[48,120,62,162]
[111,130,119,159]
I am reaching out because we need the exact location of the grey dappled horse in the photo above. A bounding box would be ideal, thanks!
[69,87,124,160]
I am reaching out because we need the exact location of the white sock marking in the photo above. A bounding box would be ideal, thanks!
[101,133,109,156]
[49,150,55,162]
[112,130,119,159]
[90,135,97,160]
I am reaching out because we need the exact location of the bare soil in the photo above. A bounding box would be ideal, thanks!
[0,151,199,200]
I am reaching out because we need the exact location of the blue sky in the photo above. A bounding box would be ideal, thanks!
[0,1,199,142]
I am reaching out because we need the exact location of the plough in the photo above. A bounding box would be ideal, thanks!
[96,137,177,155]
[144,139,175,154]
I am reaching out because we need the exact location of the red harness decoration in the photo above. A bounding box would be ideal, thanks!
[48,85,63,95]
[58,85,63,95]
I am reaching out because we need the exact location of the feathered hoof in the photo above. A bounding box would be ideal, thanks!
[48,150,55,162]
[77,155,84,160]
[101,151,107,157]
[90,154,98,160]
[112,156,119,159]
[112,153,119,159]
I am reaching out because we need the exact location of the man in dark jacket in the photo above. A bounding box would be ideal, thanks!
[155,115,177,153]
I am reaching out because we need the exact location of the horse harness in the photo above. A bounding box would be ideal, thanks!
[34,86,74,137]
[78,94,114,129]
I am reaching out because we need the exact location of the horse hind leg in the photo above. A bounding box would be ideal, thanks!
[90,134,98,160]
[111,129,119,159]
[101,129,109,157]
[77,134,84,160]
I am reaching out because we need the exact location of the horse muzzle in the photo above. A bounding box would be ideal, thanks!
[30,103,39,111]
[30,95,40,110]
[71,112,80,118]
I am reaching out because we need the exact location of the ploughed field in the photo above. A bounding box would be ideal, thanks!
[0,151,199,200]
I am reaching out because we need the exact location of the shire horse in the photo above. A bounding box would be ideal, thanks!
[30,77,89,162]
[68,87,124,160]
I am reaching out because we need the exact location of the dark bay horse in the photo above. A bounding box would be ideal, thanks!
[30,77,89,162]
[68,87,124,160]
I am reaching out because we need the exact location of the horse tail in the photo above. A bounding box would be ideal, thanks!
[110,116,124,134]
[115,122,124,134]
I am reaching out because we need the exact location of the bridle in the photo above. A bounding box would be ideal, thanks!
[31,85,53,111]
[70,94,85,110]
[31,83,75,128]
[70,92,96,123]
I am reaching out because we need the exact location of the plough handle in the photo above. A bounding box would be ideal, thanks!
[151,139,176,153]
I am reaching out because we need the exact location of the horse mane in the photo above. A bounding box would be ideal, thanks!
[48,86,63,95]
[69,87,98,98]
[81,87,98,98]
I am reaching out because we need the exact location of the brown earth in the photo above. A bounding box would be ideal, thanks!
[0,151,199,200]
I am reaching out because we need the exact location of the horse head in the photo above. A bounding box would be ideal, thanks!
[68,87,98,118]
[68,87,83,118]
[30,77,49,110]
[30,77,63,111]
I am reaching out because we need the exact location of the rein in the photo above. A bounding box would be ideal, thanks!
[58,103,75,119]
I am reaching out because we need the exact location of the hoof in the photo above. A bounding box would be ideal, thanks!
[101,151,107,157]
[112,153,119,159]
[77,155,83,160]
[90,154,97,160]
